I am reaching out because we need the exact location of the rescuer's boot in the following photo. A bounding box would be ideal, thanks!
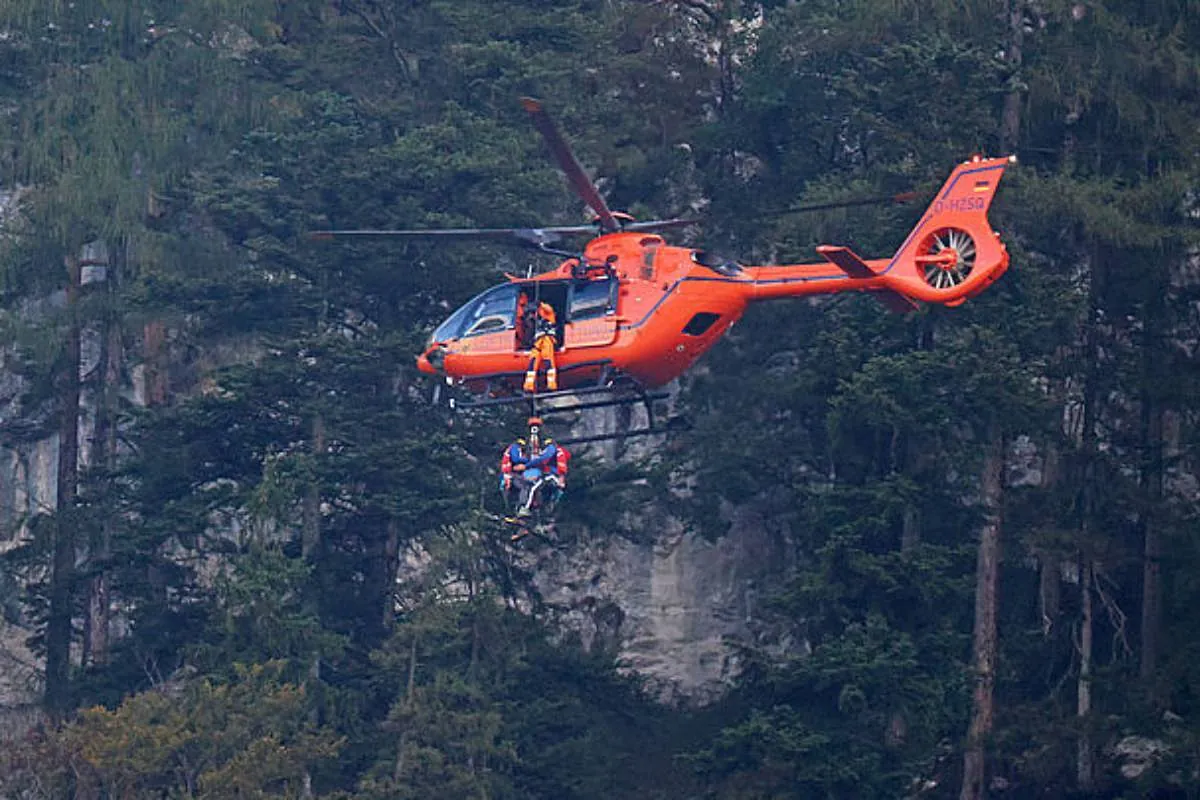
[546,368,558,392]
[523,371,537,393]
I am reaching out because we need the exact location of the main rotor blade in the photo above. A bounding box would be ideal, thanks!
[309,225,598,247]
[310,217,696,244]
[622,217,700,233]
[768,191,916,217]
[521,97,620,234]
[788,191,918,214]
[749,191,920,221]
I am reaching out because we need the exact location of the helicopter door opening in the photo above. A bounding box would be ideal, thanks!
[516,283,569,353]
[564,277,618,348]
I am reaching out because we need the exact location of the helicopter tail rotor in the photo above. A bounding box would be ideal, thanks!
[883,155,1015,306]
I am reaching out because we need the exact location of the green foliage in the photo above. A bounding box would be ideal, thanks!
[1,0,1200,796]
[359,586,690,800]
[686,481,975,796]
[0,661,341,799]
[198,548,345,676]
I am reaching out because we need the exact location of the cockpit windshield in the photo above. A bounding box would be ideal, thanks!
[430,301,473,344]
[429,283,518,344]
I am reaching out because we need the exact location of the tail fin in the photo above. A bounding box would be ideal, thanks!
[883,155,1014,306]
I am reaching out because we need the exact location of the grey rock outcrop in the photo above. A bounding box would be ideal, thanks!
[526,488,795,703]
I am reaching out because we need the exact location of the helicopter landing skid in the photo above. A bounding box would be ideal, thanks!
[449,381,641,411]
[443,371,690,445]
[537,387,693,445]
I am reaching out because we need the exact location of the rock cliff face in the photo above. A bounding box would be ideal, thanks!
[0,620,42,740]
[0,414,59,738]
[529,496,795,703]
[1,384,61,733]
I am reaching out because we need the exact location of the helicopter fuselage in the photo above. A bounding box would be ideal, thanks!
[417,155,1013,396]
[419,233,753,393]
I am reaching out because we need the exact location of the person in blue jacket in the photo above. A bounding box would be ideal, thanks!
[499,417,564,518]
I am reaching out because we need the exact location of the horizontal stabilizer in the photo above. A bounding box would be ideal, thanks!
[817,245,876,278]
[817,245,918,313]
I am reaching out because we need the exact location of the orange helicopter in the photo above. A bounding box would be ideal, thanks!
[315,99,1013,435]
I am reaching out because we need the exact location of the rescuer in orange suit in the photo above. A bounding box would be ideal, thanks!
[523,300,558,392]
[515,292,532,349]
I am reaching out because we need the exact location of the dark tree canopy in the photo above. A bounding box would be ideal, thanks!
[0,1,1198,798]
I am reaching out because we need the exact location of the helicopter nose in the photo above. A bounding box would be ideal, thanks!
[417,345,446,375]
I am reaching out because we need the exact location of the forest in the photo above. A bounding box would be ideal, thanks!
[0,1,1198,798]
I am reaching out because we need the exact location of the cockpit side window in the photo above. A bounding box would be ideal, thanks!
[430,283,518,343]
[462,284,517,337]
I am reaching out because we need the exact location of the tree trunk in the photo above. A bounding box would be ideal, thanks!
[1139,325,1164,693]
[960,429,1004,800]
[143,319,168,406]
[301,409,326,798]
[301,654,321,800]
[1037,444,1062,636]
[141,317,168,672]
[1139,402,1163,683]
[84,253,120,667]
[302,413,326,560]
[45,253,83,716]
[1077,558,1095,790]
[1038,551,1061,636]
[1073,240,1102,792]
[958,23,1021,791]
[393,634,419,782]
[999,0,1024,153]
[383,517,401,629]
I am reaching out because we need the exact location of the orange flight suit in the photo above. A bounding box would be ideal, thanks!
[523,301,558,392]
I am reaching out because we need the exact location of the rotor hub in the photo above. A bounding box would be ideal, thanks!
[915,227,975,289]
[928,250,960,270]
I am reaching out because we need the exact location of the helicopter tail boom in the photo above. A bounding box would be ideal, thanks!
[741,155,1012,309]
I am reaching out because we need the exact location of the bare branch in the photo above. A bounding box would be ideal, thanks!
[345,2,412,83]
[1094,567,1132,661]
